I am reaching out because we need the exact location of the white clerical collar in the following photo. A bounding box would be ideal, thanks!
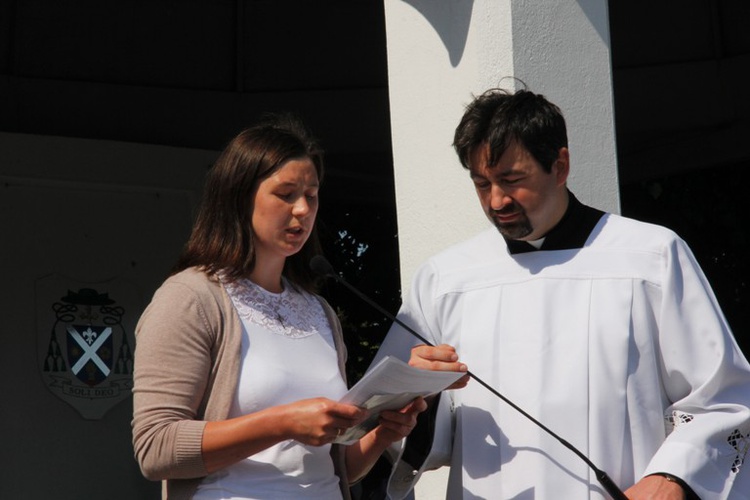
[527,237,545,249]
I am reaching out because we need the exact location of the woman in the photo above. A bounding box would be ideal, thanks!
[132,114,426,499]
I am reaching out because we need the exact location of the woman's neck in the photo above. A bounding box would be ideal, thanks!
[247,256,285,293]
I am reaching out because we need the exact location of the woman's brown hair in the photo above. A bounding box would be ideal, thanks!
[174,113,324,292]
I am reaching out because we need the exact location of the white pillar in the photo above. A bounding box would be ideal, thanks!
[385,0,618,293]
[383,1,618,497]
[510,0,620,217]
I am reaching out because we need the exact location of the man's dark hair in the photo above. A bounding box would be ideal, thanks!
[453,88,568,173]
[174,113,324,292]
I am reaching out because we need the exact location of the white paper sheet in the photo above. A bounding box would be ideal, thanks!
[335,355,464,444]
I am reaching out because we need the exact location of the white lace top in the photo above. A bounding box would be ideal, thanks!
[193,276,348,500]
[222,276,331,339]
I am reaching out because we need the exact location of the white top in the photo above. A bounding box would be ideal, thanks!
[193,277,348,500]
[377,214,750,499]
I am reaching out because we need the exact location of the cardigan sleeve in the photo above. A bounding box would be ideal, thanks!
[132,278,219,480]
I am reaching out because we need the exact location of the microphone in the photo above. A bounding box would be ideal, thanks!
[310,254,628,500]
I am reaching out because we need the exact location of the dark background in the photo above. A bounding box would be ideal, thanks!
[0,1,747,498]
[609,0,749,355]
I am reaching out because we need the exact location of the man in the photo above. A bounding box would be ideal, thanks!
[373,88,750,499]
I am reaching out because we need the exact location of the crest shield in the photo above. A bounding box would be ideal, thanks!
[37,275,140,420]
[66,325,114,386]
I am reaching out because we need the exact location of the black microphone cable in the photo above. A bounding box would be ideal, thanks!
[310,255,628,500]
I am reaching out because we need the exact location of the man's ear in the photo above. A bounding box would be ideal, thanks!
[553,147,570,186]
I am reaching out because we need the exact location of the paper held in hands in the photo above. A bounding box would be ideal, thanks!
[334,355,465,444]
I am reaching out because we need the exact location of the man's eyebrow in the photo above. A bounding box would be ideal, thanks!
[470,166,517,179]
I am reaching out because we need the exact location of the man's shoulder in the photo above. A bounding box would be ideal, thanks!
[409,228,511,294]
[427,228,505,268]
[595,213,682,250]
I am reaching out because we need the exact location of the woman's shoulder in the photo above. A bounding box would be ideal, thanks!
[139,267,232,336]
[155,267,225,304]
[165,266,219,288]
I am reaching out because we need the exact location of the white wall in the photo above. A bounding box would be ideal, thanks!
[383,1,619,497]
[511,0,620,215]
[384,0,514,294]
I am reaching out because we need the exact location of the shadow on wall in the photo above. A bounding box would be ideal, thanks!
[399,0,474,67]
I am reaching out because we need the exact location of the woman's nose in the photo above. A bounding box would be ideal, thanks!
[292,196,311,216]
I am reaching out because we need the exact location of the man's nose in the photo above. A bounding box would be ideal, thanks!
[490,184,512,211]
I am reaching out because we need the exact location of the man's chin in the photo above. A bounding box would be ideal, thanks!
[495,223,532,240]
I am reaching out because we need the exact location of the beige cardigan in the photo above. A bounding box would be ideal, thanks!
[131,267,351,499]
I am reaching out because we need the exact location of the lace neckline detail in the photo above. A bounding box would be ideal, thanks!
[222,276,326,339]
